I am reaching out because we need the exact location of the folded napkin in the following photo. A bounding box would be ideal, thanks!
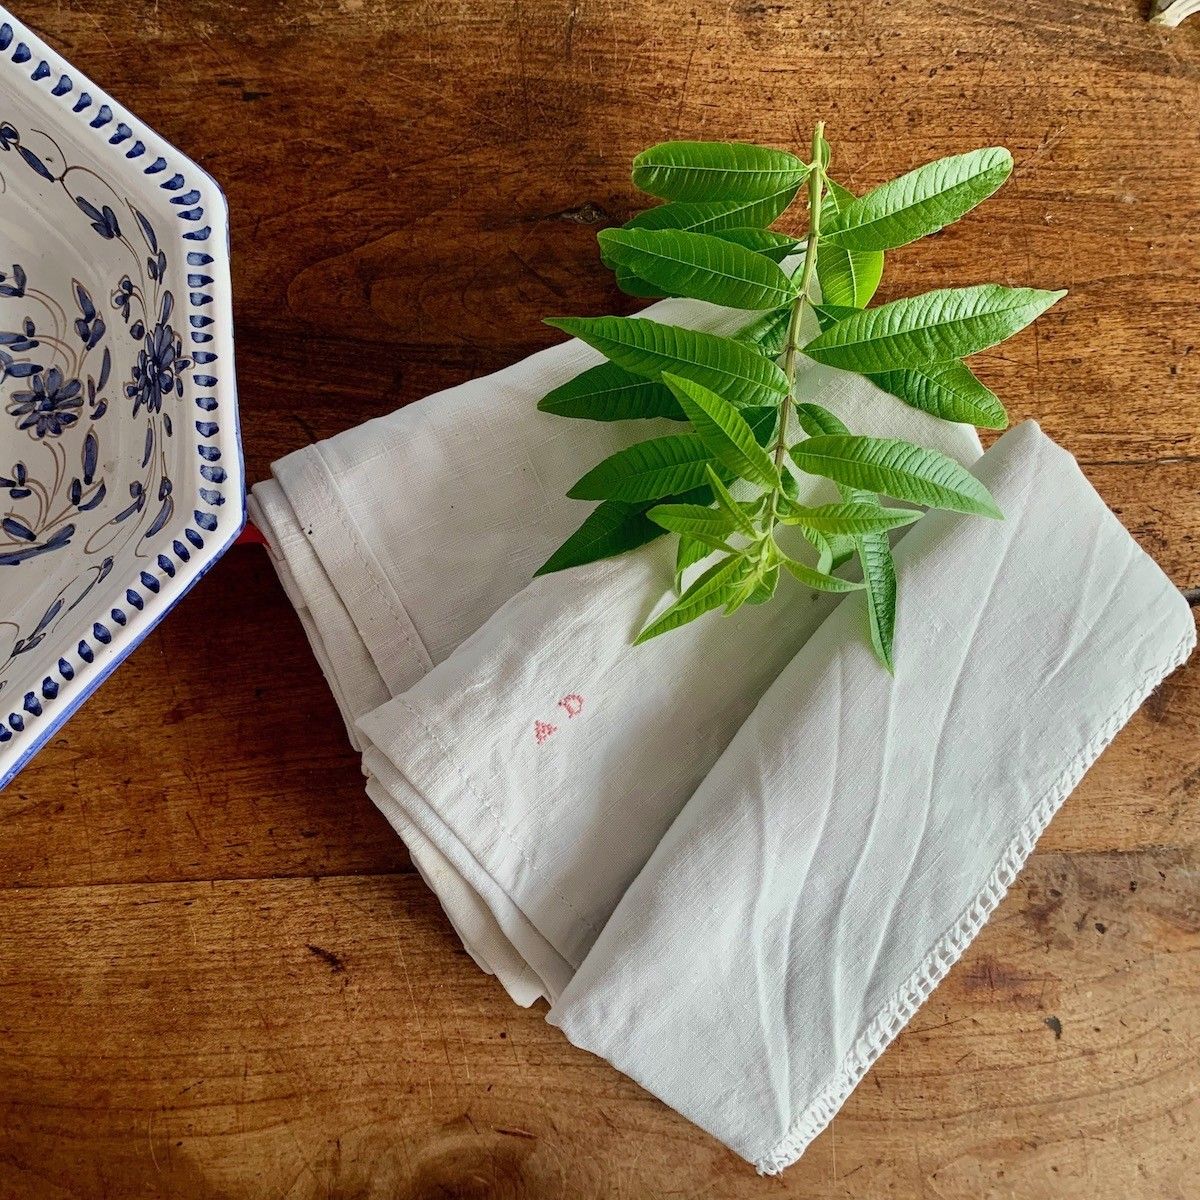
[548,421,1195,1172]
[354,375,980,1004]
[250,290,773,1000]
[250,290,982,1004]
[249,285,804,739]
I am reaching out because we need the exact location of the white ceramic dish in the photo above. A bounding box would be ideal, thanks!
[0,7,242,788]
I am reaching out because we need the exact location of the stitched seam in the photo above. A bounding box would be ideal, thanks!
[396,696,602,939]
[304,451,433,681]
[754,625,1196,1175]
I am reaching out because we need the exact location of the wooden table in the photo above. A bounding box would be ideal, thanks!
[1,1,1197,1196]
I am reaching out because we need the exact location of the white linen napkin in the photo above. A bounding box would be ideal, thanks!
[249,290,794,1001]
[249,288,983,1004]
[353,374,980,1005]
[248,286,807,737]
[547,421,1196,1172]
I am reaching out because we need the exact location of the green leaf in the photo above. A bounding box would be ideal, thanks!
[779,555,867,594]
[791,403,880,565]
[709,227,801,262]
[746,564,780,605]
[866,361,1008,430]
[623,190,801,235]
[743,404,779,445]
[632,141,808,203]
[735,307,792,357]
[535,500,665,576]
[738,495,769,520]
[802,285,1066,373]
[817,179,885,308]
[794,400,850,438]
[792,403,875,503]
[825,532,858,570]
[675,533,712,589]
[802,527,835,573]
[598,228,799,311]
[789,434,1003,517]
[811,302,863,332]
[823,178,856,208]
[624,189,801,238]
[777,500,921,535]
[538,361,683,422]
[536,483,712,575]
[545,316,790,409]
[613,267,667,299]
[635,553,755,643]
[568,434,714,502]
[858,531,897,671]
[705,464,758,537]
[822,147,1013,252]
[647,501,740,550]
[723,561,765,614]
[663,374,779,489]
[816,242,884,310]
[791,403,882,567]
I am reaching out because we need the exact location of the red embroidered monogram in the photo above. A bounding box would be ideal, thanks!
[534,697,583,745]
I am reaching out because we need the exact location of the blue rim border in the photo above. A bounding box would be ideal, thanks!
[0,7,244,790]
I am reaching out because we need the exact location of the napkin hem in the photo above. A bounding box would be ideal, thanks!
[283,449,435,694]
[755,621,1196,1175]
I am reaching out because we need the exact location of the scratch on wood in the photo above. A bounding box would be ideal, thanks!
[495,1126,537,1139]
[305,943,345,973]
[565,0,580,59]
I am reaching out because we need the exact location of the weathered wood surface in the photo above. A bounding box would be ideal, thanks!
[1,1,1197,1196]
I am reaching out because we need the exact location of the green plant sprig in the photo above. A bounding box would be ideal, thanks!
[537,127,1065,668]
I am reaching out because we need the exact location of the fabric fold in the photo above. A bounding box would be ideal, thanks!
[354,375,980,1001]
[546,421,1194,1171]
[250,285,982,1004]
[250,290,793,1000]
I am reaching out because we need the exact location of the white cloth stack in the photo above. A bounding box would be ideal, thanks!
[549,421,1195,1171]
[252,305,1192,1171]
[249,289,982,1005]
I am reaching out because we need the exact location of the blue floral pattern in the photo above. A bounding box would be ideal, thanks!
[126,292,189,417]
[0,12,239,790]
[0,117,192,692]
[7,366,83,437]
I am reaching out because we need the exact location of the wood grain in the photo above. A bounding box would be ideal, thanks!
[0,855,1195,1199]
[1,0,1197,1195]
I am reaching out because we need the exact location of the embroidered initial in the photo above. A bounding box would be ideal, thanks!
[558,693,584,718]
[534,720,557,744]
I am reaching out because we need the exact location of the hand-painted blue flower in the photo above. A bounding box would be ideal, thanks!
[125,296,190,417]
[73,281,106,350]
[0,461,30,500]
[74,195,120,239]
[111,275,134,320]
[7,367,84,438]
[0,263,26,299]
[0,327,39,354]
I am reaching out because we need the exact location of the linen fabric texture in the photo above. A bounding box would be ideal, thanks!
[249,288,981,1005]
[548,421,1195,1171]
[251,300,1192,1171]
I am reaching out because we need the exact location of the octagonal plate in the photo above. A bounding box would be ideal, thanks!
[0,8,242,788]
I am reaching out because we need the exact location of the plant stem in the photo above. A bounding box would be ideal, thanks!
[773,120,825,472]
